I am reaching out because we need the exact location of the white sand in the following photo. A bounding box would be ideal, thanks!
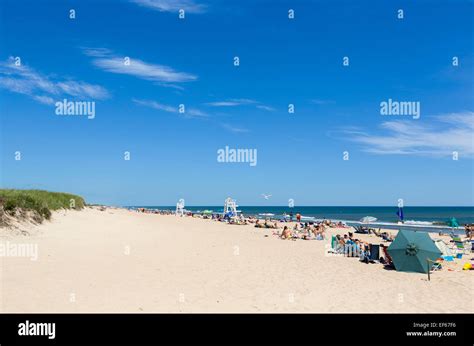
[1,207,472,313]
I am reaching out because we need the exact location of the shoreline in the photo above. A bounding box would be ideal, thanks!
[127,206,469,234]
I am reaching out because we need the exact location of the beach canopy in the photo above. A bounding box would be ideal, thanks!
[387,229,442,273]
[360,216,377,223]
[447,217,459,228]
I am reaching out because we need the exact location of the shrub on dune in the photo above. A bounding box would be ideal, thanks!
[0,189,85,224]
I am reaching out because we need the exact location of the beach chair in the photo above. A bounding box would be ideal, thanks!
[449,234,471,255]
[369,244,380,262]
[354,225,368,234]
[329,236,344,254]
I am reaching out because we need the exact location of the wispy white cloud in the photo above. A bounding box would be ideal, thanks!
[341,112,474,157]
[187,108,208,117]
[82,47,113,57]
[33,95,56,105]
[256,104,276,111]
[133,99,176,112]
[93,57,196,83]
[311,99,335,105]
[133,98,208,118]
[130,0,207,14]
[221,123,249,133]
[206,98,274,111]
[56,81,110,99]
[206,98,257,107]
[0,57,109,104]
[83,47,197,84]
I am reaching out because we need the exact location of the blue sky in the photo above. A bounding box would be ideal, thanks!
[0,0,473,206]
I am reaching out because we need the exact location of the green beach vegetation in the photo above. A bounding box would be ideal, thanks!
[0,189,85,224]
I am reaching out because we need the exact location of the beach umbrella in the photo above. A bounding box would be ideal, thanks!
[447,217,459,228]
[396,207,404,222]
[360,216,377,224]
[387,229,442,273]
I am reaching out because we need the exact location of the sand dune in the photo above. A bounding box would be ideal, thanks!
[1,207,472,313]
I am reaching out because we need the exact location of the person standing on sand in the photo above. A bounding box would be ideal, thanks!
[464,224,473,240]
[296,213,301,223]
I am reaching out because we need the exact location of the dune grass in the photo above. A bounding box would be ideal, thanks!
[0,189,85,221]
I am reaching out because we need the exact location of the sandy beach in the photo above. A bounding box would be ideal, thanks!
[1,207,472,313]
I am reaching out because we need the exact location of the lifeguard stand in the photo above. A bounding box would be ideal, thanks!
[223,197,240,219]
[175,198,185,217]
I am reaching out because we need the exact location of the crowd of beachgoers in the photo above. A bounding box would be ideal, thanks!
[132,207,474,272]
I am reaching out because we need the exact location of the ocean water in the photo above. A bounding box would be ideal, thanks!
[130,206,474,226]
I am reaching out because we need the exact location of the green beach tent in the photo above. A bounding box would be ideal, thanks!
[447,217,459,228]
[387,229,442,274]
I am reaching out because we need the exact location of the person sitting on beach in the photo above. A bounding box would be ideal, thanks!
[359,242,371,263]
[338,234,345,243]
[334,234,345,251]
[379,244,395,268]
[316,229,325,240]
[311,224,324,240]
[237,216,247,225]
[301,226,313,240]
[372,228,382,237]
[344,234,358,256]
[319,225,326,239]
[281,226,292,239]
[381,232,394,242]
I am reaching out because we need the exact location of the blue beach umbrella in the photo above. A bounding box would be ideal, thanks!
[387,229,442,273]
[396,207,404,222]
